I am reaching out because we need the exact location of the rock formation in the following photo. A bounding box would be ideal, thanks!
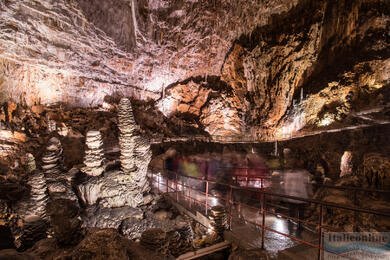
[77,98,153,235]
[209,206,227,238]
[340,151,353,178]
[140,228,169,256]
[42,137,77,201]
[24,153,36,173]
[15,170,49,221]
[82,130,105,177]
[363,153,390,189]
[15,153,48,220]
[118,98,137,173]
[46,199,82,246]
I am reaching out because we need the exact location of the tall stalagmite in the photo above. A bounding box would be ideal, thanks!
[118,98,137,174]
[42,137,77,201]
[15,154,49,221]
[78,98,152,208]
[82,130,105,177]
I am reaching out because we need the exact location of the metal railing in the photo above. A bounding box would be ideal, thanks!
[148,168,390,260]
[150,134,263,144]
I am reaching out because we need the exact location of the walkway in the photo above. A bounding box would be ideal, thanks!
[148,170,390,259]
[149,173,318,258]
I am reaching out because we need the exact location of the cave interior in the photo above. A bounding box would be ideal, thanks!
[0,0,389,259]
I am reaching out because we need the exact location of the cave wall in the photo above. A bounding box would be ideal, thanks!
[161,0,390,139]
[0,0,296,106]
[0,0,389,141]
[152,124,390,181]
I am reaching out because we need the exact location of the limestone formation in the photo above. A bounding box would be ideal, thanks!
[340,151,353,178]
[82,130,105,177]
[118,98,137,174]
[209,206,227,238]
[78,98,152,209]
[24,153,36,173]
[15,170,49,221]
[42,137,77,201]
[363,153,390,189]
[140,228,169,255]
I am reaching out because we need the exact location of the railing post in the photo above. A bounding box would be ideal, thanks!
[205,180,209,215]
[261,194,266,249]
[175,173,178,202]
[229,185,233,230]
[166,175,168,193]
[188,180,192,209]
[158,174,160,193]
[318,204,324,260]
[353,190,358,232]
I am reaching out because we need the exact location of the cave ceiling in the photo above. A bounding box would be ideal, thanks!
[0,0,389,140]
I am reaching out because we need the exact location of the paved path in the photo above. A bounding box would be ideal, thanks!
[151,176,318,259]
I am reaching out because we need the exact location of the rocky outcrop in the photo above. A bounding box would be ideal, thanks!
[0,0,295,106]
[363,153,390,189]
[46,199,82,246]
[42,137,77,201]
[82,130,105,177]
[24,154,36,173]
[14,170,49,221]
[0,228,166,260]
[157,78,245,136]
[140,228,169,256]
[77,99,153,236]
[152,0,390,140]
[340,151,353,178]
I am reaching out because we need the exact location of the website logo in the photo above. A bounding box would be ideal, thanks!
[324,232,390,260]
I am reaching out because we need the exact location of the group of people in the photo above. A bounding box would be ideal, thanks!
[164,149,314,230]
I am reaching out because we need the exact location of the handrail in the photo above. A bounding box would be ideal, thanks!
[151,166,390,195]
[148,169,390,260]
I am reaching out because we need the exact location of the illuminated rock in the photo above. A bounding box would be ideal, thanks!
[42,137,77,201]
[78,98,151,208]
[118,98,137,173]
[24,153,36,173]
[340,151,353,178]
[82,130,105,177]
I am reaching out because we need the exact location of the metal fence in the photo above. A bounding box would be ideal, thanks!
[148,168,390,260]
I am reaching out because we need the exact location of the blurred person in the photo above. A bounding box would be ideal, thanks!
[281,149,313,229]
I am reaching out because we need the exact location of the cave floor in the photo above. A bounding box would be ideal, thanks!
[151,179,318,259]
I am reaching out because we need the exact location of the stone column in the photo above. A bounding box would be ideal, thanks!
[118,98,137,174]
[82,130,105,177]
[42,137,76,201]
